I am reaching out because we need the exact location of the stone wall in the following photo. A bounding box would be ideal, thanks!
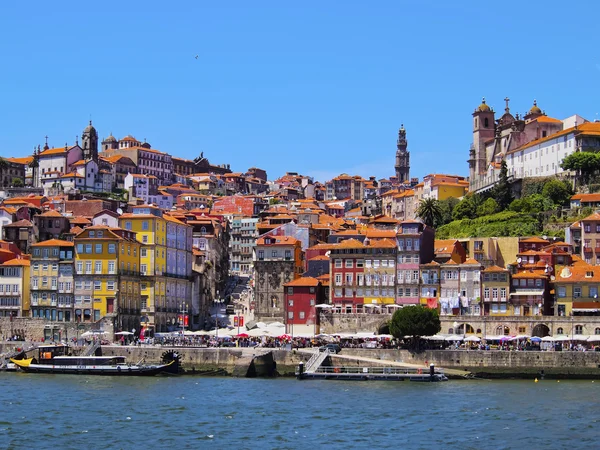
[319,312,390,334]
[99,346,304,376]
[319,312,600,337]
[338,349,600,378]
[0,317,115,342]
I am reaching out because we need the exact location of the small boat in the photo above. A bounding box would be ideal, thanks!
[10,344,178,376]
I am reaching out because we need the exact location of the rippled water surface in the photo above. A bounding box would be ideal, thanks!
[1,374,599,449]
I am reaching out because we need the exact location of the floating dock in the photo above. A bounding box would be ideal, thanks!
[296,350,448,382]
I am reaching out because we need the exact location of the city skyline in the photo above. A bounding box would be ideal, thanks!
[2,2,600,182]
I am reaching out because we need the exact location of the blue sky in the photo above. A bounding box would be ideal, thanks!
[2,1,600,183]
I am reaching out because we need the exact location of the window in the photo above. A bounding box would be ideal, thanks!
[85,244,92,254]
[142,221,149,230]
[356,260,364,268]
[94,281,101,291]
[288,311,293,319]
[288,299,294,306]
[574,287,582,298]
[345,259,353,268]
[85,261,92,274]
[77,244,84,253]
[142,235,148,244]
[557,327,564,335]
[141,248,147,257]
[287,287,293,295]
[125,221,132,230]
[108,261,115,273]
[108,244,116,254]
[95,261,102,273]
[335,259,342,268]
[141,264,147,275]
[299,311,305,320]
[557,286,566,298]
[575,325,584,335]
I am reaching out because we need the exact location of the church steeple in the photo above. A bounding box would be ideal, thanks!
[81,120,98,161]
[395,124,410,183]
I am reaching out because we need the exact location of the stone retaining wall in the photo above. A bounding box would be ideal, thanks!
[0,317,115,342]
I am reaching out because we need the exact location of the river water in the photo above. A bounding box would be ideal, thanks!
[1,374,598,450]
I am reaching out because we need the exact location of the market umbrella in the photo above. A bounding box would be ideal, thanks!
[530,336,542,343]
[464,335,481,342]
[115,331,133,335]
[236,333,249,338]
[541,336,555,342]
[278,334,292,340]
[587,335,600,342]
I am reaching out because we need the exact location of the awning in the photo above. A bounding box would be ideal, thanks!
[573,308,600,312]
[510,291,544,296]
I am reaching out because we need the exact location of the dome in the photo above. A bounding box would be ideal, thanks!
[104,133,117,143]
[529,100,541,115]
[83,120,96,134]
[476,97,490,112]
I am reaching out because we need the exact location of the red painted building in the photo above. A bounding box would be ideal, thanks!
[283,277,324,331]
[329,239,365,310]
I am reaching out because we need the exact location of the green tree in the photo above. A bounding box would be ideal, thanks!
[0,157,7,169]
[561,151,600,186]
[437,197,459,227]
[527,194,555,213]
[389,305,441,350]
[541,179,573,207]
[11,177,24,187]
[477,197,500,216]
[416,198,442,228]
[491,160,513,209]
[452,197,476,220]
[508,198,526,212]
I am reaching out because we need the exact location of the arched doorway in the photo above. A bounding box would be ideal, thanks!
[378,322,390,335]
[457,324,475,334]
[532,324,550,337]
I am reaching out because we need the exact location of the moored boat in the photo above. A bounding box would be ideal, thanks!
[10,344,178,376]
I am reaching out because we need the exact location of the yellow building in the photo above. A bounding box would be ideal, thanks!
[30,239,75,321]
[119,205,192,333]
[74,225,141,331]
[554,263,600,317]
[0,258,30,318]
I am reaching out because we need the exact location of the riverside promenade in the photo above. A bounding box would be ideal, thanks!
[5,343,600,378]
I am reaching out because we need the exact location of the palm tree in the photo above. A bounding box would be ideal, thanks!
[416,198,442,228]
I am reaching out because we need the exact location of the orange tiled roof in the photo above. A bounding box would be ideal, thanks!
[535,116,562,124]
[1,258,30,266]
[6,156,33,165]
[284,277,320,287]
[462,258,482,265]
[554,264,600,282]
[520,237,550,243]
[39,210,64,218]
[256,235,300,246]
[40,146,73,156]
[434,239,458,253]
[483,265,508,272]
[581,212,600,222]
[511,270,548,279]
[31,239,74,247]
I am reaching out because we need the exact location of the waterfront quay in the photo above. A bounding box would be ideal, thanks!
[5,343,600,379]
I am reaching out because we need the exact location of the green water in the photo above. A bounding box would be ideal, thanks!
[0,374,597,449]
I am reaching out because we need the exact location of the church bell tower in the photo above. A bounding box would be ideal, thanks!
[394,124,410,183]
[81,120,98,161]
